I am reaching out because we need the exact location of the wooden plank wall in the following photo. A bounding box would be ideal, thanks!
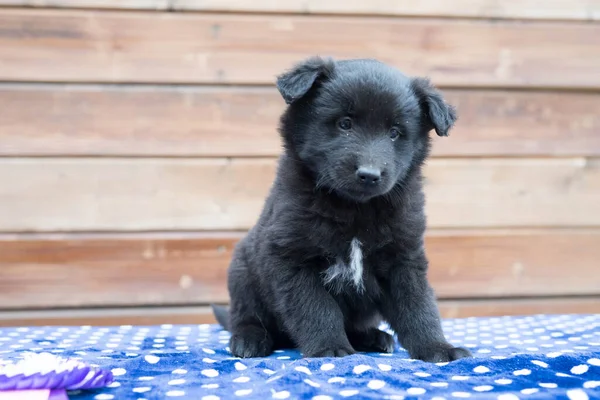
[0,0,599,326]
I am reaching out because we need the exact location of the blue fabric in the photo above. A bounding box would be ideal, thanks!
[1,314,599,399]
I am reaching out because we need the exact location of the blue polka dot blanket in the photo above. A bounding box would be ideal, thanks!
[0,314,599,400]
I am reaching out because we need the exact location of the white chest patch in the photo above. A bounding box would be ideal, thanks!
[322,238,364,292]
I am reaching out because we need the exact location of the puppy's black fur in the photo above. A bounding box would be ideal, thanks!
[212,57,471,362]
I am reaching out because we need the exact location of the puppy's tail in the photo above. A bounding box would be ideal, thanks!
[210,304,231,331]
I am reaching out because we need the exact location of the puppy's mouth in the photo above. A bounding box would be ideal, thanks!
[335,183,388,203]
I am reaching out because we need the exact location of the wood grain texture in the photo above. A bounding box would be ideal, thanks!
[2,85,599,157]
[0,10,599,88]
[0,230,599,309]
[1,158,599,231]
[1,298,599,327]
[1,0,599,21]
[0,306,217,327]
[0,232,235,308]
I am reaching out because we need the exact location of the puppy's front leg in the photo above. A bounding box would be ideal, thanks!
[274,265,355,358]
[381,251,471,362]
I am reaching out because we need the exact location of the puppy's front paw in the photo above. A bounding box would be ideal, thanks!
[349,328,395,353]
[412,343,472,363]
[229,326,274,358]
[306,345,356,358]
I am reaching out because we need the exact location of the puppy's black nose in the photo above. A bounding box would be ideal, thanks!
[356,167,381,185]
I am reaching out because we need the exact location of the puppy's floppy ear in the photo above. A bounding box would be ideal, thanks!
[410,77,457,137]
[276,56,335,104]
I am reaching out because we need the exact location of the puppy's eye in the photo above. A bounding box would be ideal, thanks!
[389,127,402,141]
[338,117,353,130]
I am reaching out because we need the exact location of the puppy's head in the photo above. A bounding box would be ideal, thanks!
[277,56,456,202]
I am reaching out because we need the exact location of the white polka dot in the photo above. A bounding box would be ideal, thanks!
[328,377,346,384]
[312,396,332,400]
[353,364,371,374]
[168,379,186,385]
[264,369,276,375]
[320,363,334,371]
[203,348,216,354]
[203,358,217,363]
[406,388,425,395]
[474,386,493,392]
[452,392,470,398]
[497,395,519,400]
[233,377,250,383]
[340,390,359,397]
[539,383,557,389]
[304,379,320,388]
[571,365,589,375]
[232,362,247,371]
[94,395,114,400]
[531,360,548,368]
[364,379,386,391]
[235,389,252,397]
[521,389,539,395]
[144,355,160,364]
[513,369,531,376]
[491,356,507,360]
[584,381,600,389]
[172,369,187,374]
[452,376,469,381]
[567,389,589,400]
[495,379,513,385]
[132,388,151,393]
[202,369,219,378]
[111,368,127,376]
[547,352,562,358]
[414,371,430,377]
[295,366,311,375]
[588,358,600,366]
[431,382,448,388]
[138,377,154,381]
[166,391,185,397]
[277,356,290,360]
[474,366,490,373]
[272,391,290,399]
[202,396,220,400]
[202,384,219,389]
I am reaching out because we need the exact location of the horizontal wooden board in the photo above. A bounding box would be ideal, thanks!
[0,230,599,309]
[2,85,600,157]
[1,0,599,21]
[1,298,599,327]
[438,298,600,319]
[0,10,599,88]
[1,158,599,231]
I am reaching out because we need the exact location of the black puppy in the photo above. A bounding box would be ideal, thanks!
[212,56,471,363]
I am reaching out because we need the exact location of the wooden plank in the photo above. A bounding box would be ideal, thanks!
[1,298,599,327]
[0,232,234,308]
[1,158,599,231]
[2,85,600,157]
[0,230,599,309]
[1,0,599,21]
[0,10,599,88]
[0,306,217,327]
[438,298,600,319]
